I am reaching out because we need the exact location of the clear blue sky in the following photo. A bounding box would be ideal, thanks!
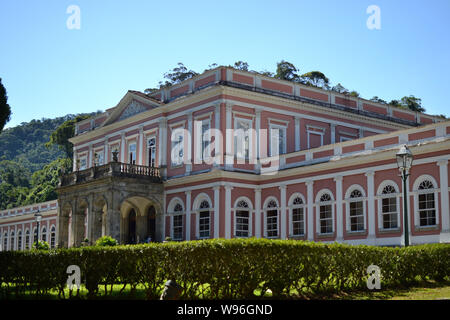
[1,0,449,128]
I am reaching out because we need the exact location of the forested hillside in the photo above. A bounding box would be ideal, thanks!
[0,117,68,173]
[0,113,95,210]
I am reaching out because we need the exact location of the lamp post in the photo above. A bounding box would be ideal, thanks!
[396,145,413,247]
[34,211,42,247]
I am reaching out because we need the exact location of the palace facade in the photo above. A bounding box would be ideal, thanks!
[1,66,449,250]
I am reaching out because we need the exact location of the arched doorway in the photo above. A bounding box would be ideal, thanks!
[147,206,156,242]
[128,209,137,244]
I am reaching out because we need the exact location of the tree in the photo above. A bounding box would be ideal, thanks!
[25,158,72,205]
[349,91,360,97]
[389,99,401,107]
[400,95,425,112]
[301,71,330,89]
[331,83,349,94]
[46,115,90,159]
[0,78,12,133]
[371,96,387,104]
[233,61,249,71]
[0,160,30,187]
[145,63,199,94]
[274,60,301,82]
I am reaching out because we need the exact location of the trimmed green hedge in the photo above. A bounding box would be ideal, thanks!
[0,239,449,299]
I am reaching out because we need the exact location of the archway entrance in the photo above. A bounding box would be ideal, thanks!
[128,209,137,244]
[147,206,156,242]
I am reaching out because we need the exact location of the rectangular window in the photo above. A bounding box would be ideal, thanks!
[171,128,184,167]
[266,209,278,238]
[319,204,333,234]
[199,211,210,238]
[235,210,249,237]
[79,157,87,170]
[148,137,156,167]
[173,215,183,240]
[129,143,136,164]
[292,207,304,236]
[349,201,364,231]
[197,119,211,162]
[234,119,251,160]
[418,193,436,226]
[382,197,398,229]
[270,125,286,156]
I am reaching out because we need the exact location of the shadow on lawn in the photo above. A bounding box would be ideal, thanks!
[293,280,450,300]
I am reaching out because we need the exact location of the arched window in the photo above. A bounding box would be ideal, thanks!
[198,200,210,239]
[319,193,333,234]
[291,196,305,236]
[172,203,184,240]
[265,199,278,238]
[235,199,250,237]
[25,230,30,250]
[381,185,398,229]
[349,189,364,232]
[17,230,22,251]
[33,227,38,244]
[41,227,47,243]
[3,232,8,251]
[50,226,56,249]
[418,180,436,227]
[10,231,15,251]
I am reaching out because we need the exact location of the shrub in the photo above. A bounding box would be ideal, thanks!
[32,240,49,250]
[95,236,117,247]
[0,239,448,299]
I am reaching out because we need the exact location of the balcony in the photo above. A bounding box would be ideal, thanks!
[59,162,162,187]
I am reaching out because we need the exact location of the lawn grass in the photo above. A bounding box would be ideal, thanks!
[2,280,450,300]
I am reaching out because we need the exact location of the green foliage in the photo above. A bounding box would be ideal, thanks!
[95,236,118,247]
[0,78,11,133]
[46,115,91,159]
[0,157,71,210]
[400,95,425,112]
[274,60,301,82]
[301,71,330,89]
[0,160,31,187]
[0,239,448,299]
[32,240,49,250]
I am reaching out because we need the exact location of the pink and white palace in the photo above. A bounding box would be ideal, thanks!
[1,66,450,250]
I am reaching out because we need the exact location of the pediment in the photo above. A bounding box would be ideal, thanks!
[101,91,160,127]
[118,100,150,121]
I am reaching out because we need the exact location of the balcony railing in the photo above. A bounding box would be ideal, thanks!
[59,162,162,187]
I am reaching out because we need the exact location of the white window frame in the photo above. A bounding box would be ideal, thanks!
[193,193,212,240]
[167,198,185,241]
[3,232,8,251]
[413,175,440,229]
[263,197,279,239]
[195,118,212,163]
[376,180,401,231]
[233,197,253,238]
[344,185,367,233]
[269,123,287,157]
[128,141,137,164]
[306,125,325,149]
[50,225,56,249]
[78,155,87,170]
[25,229,30,250]
[10,231,15,251]
[171,126,185,167]
[17,230,22,251]
[315,190,335,235]
[147,136,157,167]
[234,117,253,161]
[288,193,306,237]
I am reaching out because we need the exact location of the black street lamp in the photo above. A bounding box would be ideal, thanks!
[34,210,42,247]
[396,145,413,247]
